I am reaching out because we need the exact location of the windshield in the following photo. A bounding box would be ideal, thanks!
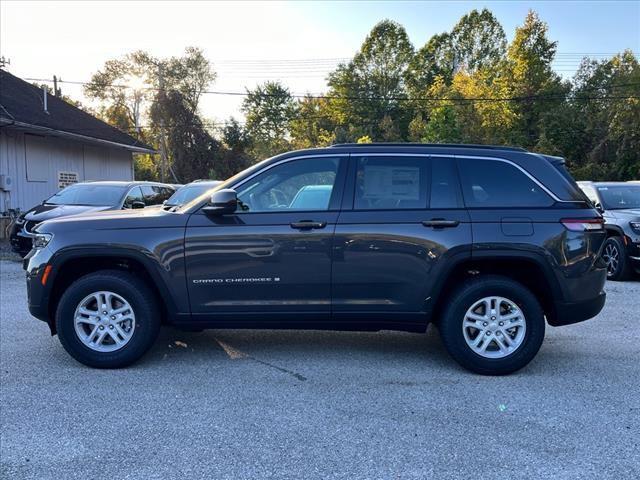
[166,182,221,206]
[46,184,127,206]
[597,185,640,210]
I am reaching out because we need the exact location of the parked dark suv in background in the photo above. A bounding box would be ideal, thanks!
[10,181,175,256]
[578,181,640,280]
[24,144,607,375]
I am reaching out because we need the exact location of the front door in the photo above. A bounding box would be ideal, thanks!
[185,155,347,323]
[332,154,472,326]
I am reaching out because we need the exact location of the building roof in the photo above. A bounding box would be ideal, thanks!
[0,69,154,153]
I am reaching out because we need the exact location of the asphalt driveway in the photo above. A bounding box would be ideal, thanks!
[1,259,639,479]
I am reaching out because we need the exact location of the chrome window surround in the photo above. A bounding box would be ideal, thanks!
[189,151,574,212]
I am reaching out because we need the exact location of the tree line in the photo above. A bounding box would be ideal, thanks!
[84,9,640,183]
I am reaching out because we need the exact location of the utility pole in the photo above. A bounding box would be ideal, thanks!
[158,65,167,183]
[53,75,61,97]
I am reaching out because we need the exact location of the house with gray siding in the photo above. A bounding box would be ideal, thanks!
[0,69,154,224]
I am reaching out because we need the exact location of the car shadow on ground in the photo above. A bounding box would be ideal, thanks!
[138,323,461,372]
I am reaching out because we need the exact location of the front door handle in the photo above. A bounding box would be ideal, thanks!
[290,221,327,230]
[422,219,460,228]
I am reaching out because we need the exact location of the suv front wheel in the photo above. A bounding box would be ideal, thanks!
[439,276,545,375]
[602,236,631,281]
[55,270,161,368]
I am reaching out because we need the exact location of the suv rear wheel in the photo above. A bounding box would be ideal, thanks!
[55,270,161,368]
[602,236,631,281]
[439,276,545,375]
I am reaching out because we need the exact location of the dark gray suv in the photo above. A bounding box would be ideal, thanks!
[24,144,607,375]
[578,181,640,280]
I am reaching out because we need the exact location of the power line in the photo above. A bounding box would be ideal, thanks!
[23,77,640,103]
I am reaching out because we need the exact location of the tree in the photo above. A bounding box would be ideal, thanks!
[289,96,336,149]
[561,51,640,180]
[150,90,221,182]
[406,33,455,97]
[242,81,295,158]
[450,8,507,73]
[327,20,415,140]
[85,47,218,181]
[505,10,563,146]
[217,118,252,179]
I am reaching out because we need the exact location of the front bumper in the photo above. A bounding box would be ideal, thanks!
[549,291,606,327]
[9,223,33,254]
[24,247,55,325]
[627,241,640,271]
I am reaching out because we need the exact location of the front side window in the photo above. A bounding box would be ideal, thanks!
[236,157,340,212]
[457,158,553,208]
[354,156,429,210]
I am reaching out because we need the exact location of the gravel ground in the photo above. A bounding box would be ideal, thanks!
[1,259,639,479]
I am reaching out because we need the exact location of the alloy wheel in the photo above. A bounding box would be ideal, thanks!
[73,291,136,352]
[603,243,619,276]
[462,296,527,359]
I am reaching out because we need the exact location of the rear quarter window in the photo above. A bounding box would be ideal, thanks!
[457,158,554,208]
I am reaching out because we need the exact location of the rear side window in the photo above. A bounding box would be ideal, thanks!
[457,158,553,208]
[123,187,144,208]
[354,156,429,210]
[141,185,173,206]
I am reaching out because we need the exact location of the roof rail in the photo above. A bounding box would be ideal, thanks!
[329,142,527,152]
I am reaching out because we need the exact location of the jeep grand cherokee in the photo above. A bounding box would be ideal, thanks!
[24,144,607,375]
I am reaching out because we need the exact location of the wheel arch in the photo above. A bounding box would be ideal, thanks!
[45,247,178,334]
[429,251,562,326]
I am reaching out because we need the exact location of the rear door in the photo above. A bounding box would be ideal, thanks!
[185,155,347,322]
[331,154,472,325]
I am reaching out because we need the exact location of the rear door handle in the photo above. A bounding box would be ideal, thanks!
[422,219,460,228]
[290,221,327,230]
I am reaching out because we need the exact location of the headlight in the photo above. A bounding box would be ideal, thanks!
[630,222,640,234]
[33,233,53,249]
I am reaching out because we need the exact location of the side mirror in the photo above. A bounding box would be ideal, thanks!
[595,203,604,214]
[132,201,145,209]
[202,189,237,216]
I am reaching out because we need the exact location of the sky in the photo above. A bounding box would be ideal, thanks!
[1,0,638,126]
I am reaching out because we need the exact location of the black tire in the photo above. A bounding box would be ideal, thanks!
[55,270,161,368]
[602,236,631,281]
[439,275,545,375]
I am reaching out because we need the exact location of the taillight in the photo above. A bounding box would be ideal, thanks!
[560,218,604,232]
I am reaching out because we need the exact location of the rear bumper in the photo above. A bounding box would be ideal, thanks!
[549,291,606,327]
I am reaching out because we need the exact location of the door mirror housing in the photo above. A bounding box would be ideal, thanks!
[595,203,604,214]
[131,201,145,209]
[202,189,237,216]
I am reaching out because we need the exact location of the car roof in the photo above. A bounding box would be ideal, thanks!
[72,181,174,188]
[329,142,527,152]
[182,180,222,186]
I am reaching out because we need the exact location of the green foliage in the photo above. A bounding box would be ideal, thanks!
[242,81,296,158]
[327,20,415,141]
[87,9,639,183]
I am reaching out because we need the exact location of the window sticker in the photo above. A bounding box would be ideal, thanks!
[362,166,420,200]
